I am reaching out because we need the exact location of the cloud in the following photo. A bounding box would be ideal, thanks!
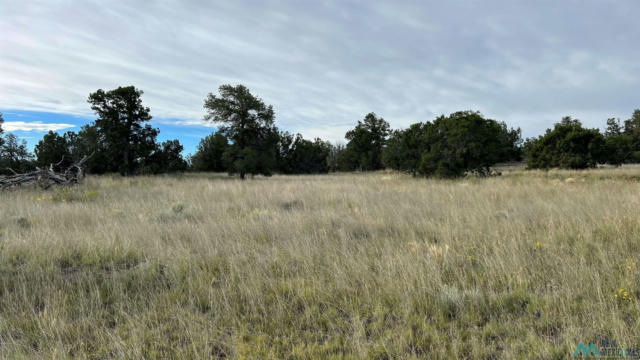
[1,0,639,141]
[3,121,75,132]
[153,118,215,128]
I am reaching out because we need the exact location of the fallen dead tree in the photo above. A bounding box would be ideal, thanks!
[0,154,92,190]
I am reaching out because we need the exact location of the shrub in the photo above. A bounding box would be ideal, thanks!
[526,117,605,169]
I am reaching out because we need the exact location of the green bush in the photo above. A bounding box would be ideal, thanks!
[526,117,605,169]
[383,111,522,178]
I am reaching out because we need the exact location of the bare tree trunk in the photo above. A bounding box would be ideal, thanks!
[1,154,92,190]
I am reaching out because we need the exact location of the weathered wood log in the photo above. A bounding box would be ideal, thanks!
[0,154,92,190]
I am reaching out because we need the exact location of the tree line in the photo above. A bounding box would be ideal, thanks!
[1,84,639,178]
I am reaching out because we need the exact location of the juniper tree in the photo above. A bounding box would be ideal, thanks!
[527,116,605,169]
[417,111,522,177]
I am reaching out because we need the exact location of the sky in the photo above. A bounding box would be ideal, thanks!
[1,0,639,155]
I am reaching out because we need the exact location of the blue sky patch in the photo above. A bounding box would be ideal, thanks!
[1,109,215,155]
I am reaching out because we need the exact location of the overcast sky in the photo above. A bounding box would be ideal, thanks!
[1,0,639,153]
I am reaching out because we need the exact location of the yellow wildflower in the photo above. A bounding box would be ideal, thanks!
[616,288,632,302]
[534,241,547,250]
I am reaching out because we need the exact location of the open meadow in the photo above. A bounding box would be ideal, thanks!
[2,168,640,359]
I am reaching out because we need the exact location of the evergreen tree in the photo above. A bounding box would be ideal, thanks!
[604,118,633,166]
[382,123,427,175]
[65,125,110,174]
[417,111,521,177]
[0,112,4,150]
[0,133,34,174]
[203,85,278,179]
[88,86,157,175]
[35,131,71,167]
[527,117,605,169]
[277,132,331,174]
[191,132,229,172]
[339,113,391,171]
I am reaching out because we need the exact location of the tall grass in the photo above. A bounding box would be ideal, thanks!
[1,168,640,358]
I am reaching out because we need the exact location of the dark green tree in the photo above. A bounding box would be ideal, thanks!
[499,124,524,162]
[606,117,623,137]
[527,116,605,169]
[327,143,345,172]
[522,137,536,161]
[417,111,522,177]
[203,85,278,179]
[382,123,427,175]
[0,112,4,150]
[0,133,34,174]
[140,139,188,174]
[88,86,157,175]
[35,131,71,167]
[158,139,188,173]
[621,110,640,163]
[65,125,110,174]
[603,118,634,166]
[339,113,391,171]
[277,131,331,174]
[191,132,229,172]
[623,109,640,141]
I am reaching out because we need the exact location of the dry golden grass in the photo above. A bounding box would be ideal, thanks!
[2,167,640,358]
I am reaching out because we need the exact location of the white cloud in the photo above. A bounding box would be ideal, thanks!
[0,0,639,140]
[153,118,215,127]
[3,121,75,132]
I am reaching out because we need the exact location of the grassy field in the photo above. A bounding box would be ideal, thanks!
[2,167,640,359]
